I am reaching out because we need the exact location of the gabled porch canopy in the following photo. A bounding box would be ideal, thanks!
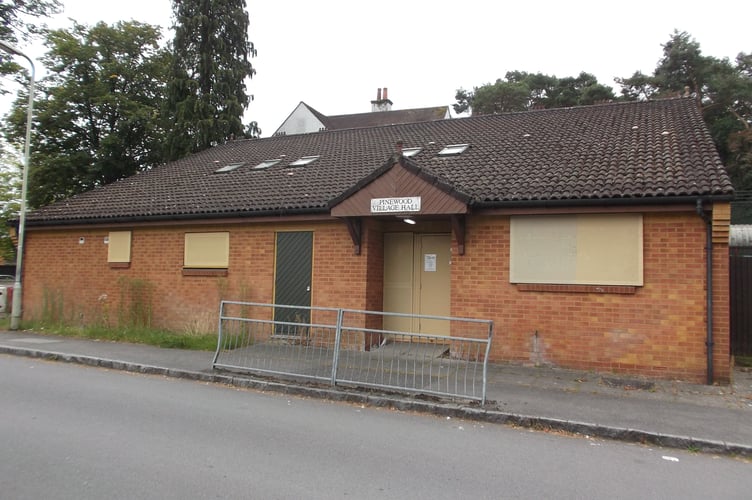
[329,155,472,255]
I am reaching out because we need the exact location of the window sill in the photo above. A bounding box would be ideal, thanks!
[108,262,131,269]
[515,284,637,294]
[182,268,228,277]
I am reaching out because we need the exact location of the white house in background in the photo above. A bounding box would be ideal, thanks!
[273,87,451,136]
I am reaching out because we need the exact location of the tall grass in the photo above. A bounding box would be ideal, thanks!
[21,279,217,350]
[17,321,218,350]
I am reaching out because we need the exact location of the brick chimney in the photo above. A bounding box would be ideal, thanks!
[371,87,393,112]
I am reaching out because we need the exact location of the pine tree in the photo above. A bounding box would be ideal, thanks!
[166,0,256,160]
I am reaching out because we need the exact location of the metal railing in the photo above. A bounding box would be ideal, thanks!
[213,301,494,403]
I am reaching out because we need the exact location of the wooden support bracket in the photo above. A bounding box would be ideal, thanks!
[344,217,362,255]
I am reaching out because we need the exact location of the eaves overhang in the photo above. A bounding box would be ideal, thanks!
[23,205,331,229]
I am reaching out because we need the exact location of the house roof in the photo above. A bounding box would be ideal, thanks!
[27,98,733,226]
[272,102,450,136]
[322,106,450,130]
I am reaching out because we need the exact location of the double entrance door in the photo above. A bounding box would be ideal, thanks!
[383,232,451,336]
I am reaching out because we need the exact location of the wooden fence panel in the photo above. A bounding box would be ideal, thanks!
[731,247,752,356]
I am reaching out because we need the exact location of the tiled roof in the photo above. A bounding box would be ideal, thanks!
[27,98,733,225]
[323,106,450,130]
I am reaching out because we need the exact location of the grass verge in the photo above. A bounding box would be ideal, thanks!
[3,320,217,351]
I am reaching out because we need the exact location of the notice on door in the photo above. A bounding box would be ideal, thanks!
[424,253,437,272]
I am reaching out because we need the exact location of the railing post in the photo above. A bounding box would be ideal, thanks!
[212,300,225,367]
[330,308,345,386]
[482,322,494,405]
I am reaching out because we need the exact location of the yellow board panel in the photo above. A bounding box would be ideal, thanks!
[107,231,132,263]
[510,214,643,286]
[184,232,230,268]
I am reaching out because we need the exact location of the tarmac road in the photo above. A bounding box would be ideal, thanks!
[1,355,751,500]
[1,329,752,457]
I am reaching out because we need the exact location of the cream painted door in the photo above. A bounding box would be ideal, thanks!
[414,234,451,336]
[383,232,451,336]
[383,232,414,334]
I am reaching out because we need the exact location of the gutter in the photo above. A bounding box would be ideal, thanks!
[24,193,736,228]
[474,194,734,210]
[695,199,714,385]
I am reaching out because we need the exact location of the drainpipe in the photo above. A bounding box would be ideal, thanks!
[695,199,713,384]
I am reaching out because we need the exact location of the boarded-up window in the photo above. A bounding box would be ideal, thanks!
[510,214,643,286]
[107,231,132,263]
[184,232,229,269]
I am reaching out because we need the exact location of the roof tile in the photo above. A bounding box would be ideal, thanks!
[28,98,733,225]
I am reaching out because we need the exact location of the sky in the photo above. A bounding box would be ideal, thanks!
[6,0,752,137]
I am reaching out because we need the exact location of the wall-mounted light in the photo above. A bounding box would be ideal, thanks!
[79,237,85,245]
[403,218,416,225]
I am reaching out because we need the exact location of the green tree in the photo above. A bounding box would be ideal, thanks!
[0,146,21,262]
[0,0,61,85]
[506,71,558,107]
[1,0,61,261]
[2,21,172,208]
[455,71,615,115]
[463,79,530,115]
[617,31,752,190]
[0,0,61,44]
[547,72,614,107]
[165,0,257,160]
[614,70,658,101]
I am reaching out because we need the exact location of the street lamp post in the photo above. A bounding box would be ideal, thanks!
[0,41,35,330]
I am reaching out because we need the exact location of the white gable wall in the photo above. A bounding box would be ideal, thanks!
[274,102,326,135]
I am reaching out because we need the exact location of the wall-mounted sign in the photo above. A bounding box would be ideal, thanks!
[370,196,421,214]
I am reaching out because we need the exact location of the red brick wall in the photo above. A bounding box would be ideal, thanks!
[311,224,367,310]
[712,244,730,383]
[23,210,730,383]
[308,220,385,348]
[27,226,221,331]
[451,212,730,383]
[23,221,371,334]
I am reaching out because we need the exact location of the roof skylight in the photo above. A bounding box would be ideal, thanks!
[214,162,245,173]
[402,147,422,157]
[253,159,281,170]
[438,144,469,156]
[289,155,320,167]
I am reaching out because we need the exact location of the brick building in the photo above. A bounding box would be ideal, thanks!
[21,98,734,383]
